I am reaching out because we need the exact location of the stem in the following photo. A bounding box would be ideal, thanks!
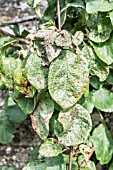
[56,0,61,31]
[0,28,30,44]
[68,146,73,170]
[0,15,37,27]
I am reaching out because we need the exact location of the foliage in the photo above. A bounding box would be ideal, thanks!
[0,0,113,169]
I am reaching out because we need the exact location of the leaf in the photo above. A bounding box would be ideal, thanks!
[90,33,113,65]
[55,30,72,48]
[39,138,62,157]
[93,87,113,112]
[90,76,102,89]
[86,0,113,13]
[1,57,22,89]
[22,154,66,170]
[27,0,34,7]
[82,45,109,81]
[55,104,92,146]
[91,124,113,164]
[89,17,112,43]
[14,66,35,97]
[31,92,54,140]
[13,90,35,114]
[0,110,15,144]
[26,52,48,91]
[4,97,27,124]
[109,10,113,25]
[48,50,89,110]
[61,1,85,13]
[72,31,84,46]
[45,44,61,63]
[106,70,113,85]
[82,92,94,114]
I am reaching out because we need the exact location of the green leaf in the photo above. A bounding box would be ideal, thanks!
[22,154,66,170]
[31,92,54,140]
[26,52,48,92]
[48,50,89,110]
[0,36,11,46]
[90,76,102,89]
[0,110,15,144]
[89,17,112,43]
[13,90,35,114]
[56,104,92,146]
[72,31,84,46]
[90,33,113,65]
[4,97,27,124]
[106,70,113,85]
[86,0,113,13]
[93,87,113,112]
[82,92,94,114]
[27,0,34,7]
[61,1,85,13]
[82,45,109,81]
[92,124,113,164]
[39,138,62,157]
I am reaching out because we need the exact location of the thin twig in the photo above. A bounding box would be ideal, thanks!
[0,28,30,44]
[68,146,73,170]
[0,15,37,27]
[56,0,61,30]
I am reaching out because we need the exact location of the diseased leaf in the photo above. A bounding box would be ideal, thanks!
[55,30,72,48]
[93,87,113,112]
[92,124,113,164]
[89,17,112,43]
[14,67,35,97]
[48,50,89,110]
[39,138,62,157]
[45,44,61,62]
[0,110,15,144]
[55,104,92,146]
[31,92,54,140]
[86,0,113,13]
[90,33,113,65]
[22,154,66,170]
[26,52,48,91]
[72,31,84,46]
[82,45,109,81]
[1,57,21,89]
